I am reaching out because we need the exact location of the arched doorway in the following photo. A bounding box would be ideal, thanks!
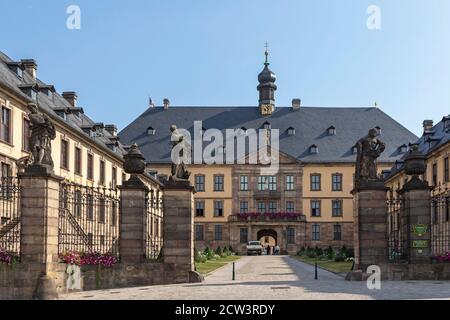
[257,229,278,247]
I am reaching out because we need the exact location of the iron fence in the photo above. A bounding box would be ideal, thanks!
[387,192,406,261]
[0,177,21,255]
[145,189,163,260]
[431,187,450,256]
[58,182,120,255]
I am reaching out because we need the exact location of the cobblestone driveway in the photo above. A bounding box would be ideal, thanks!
[61,256,450,300]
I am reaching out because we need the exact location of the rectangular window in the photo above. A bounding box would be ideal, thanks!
[87,194,94,221]
[240,175,249,191]
[112,167,117,188]
[74,147,82,175]
[99,198,106,223]
[240,228,248,244]
[332,174,343,191]
[214,225,223,241]
[333,224,342,240]
[445,157,449,183]
[240,201,248,213]
[285,175,295,191]
[311,200,321,217]
[286,201,295,213]
[269,201,277,213]
[87,153,94,180]
[258,176,277,191]
[100,160,105,185]
[1,163,11,178]
[23,118,30,152]
[332,200,343,217]
[195,200,205,217]
[214,175,224,191]
[214,200,224,217]
[310,174,321,191]
[287,227,295,244]
[195,175,205,192]
[60,139,69,170]
[0,106,11,143]
[312,224,321,241]
[268,176,277,191]
[195,225,204,241]
[111,201,117,226]
[432,163,438,186]
[258,201,266,213]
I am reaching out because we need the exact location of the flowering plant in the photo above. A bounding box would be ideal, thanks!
[236,212,301,220]
[59,251,118,268]
[432,252,450,262]
[0,247,19,265]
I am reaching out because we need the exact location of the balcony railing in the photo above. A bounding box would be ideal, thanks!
[229,212,305,222]
[253,190,282,199]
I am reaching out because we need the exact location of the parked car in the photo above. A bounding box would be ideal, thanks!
[246,241,263,255]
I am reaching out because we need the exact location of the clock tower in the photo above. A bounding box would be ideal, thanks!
[257,46,277,115]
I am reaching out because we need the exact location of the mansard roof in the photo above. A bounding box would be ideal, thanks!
[119,106,418,164]
[0,51,126,161]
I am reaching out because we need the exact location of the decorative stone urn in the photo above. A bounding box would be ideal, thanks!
[122,144,147,188]
[403,143,429,191]
[123,144,145,175]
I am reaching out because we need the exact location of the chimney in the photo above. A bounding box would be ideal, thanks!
[62,91,78,107]
[423,120,434,132]
[105,124,118,137]
[163,98,170,110]
[292,98,301,110]
[21,59,37,80]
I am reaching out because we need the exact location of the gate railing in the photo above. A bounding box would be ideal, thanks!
[387,192,406,261]
[145,189,163,260]
[431,187,450,256]
[0,177,21,256]
[58,182,120,255]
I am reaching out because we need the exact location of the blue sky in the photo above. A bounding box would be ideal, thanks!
[1,0,450,136]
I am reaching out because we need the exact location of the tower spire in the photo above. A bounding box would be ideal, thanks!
[264,42,269,64]
[257,43,277,115]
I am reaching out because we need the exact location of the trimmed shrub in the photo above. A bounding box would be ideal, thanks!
[194,248,202,263]
[314,247,323,257]
[215,246,223,255]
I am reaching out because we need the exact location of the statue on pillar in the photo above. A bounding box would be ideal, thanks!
[169,125,191,182]
[27,103,56,171]
[355,128,385,188]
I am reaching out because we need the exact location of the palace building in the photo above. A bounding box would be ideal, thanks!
[119,51,418,254]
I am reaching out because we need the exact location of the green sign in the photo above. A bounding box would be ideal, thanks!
[412,240,428,248]
[413,224,428,237]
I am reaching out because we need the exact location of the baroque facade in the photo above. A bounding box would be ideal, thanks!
[120,52,418,254]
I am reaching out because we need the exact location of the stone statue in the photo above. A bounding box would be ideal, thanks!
[355,128,385,186]
[169,125,191,181]
[28,103,56,170]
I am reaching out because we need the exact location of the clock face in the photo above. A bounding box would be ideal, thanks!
[261,104,273,115]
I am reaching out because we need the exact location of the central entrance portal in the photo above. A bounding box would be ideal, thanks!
[257,229,278,247]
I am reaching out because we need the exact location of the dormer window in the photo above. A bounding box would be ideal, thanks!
[37,85,55,99]
[262,121,271,130]
[56,111,67,120]
[352,146,358,154]
[287,127,296,135]
[18,85,38,100]
[443,116,450,130]
[395,160,404,170]
[240,127,247,132]
[399,144,408,153]
[6,62,23,78]
[310,145,318,154]
[147,126,156,136]
[327,126,336,136]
